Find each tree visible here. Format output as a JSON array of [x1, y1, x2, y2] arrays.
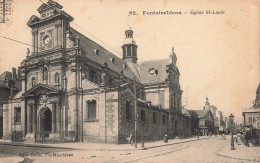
[[188, 110, 199, 135]]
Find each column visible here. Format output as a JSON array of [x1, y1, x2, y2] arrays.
[[56, 103, 61, 133], [60, 107, 64, 133], [27, 105, 31, 134], [52, 103, 56, 133], [32, 105, 37, 134]]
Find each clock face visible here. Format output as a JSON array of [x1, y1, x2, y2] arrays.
[[43, 35, 50, 46]]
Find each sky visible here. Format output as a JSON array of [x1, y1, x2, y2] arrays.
[[0, 0, 259, 123]]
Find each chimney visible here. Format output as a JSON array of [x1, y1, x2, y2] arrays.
[[12, 67, 17, 80]]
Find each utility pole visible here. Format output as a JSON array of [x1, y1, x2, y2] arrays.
[[134, 77, 137, 148]]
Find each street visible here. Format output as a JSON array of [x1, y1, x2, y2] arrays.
[[0, 136, 258, 163]]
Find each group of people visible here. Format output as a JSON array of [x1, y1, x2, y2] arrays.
[[240, 131, 252, 147]]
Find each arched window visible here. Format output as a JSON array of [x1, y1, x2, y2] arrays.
[[55, 72, 60, 84], [31, 77, 36, 87], [43, 67, 48, 80]]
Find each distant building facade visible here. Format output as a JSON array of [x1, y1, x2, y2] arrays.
[[2, 0, 190, 143], [193, 98, 215, 135]]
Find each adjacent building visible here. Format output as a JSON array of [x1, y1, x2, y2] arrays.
[[242, 83, 260, 145], [0, 69, 21, 139], [2, 0, 190, 143]]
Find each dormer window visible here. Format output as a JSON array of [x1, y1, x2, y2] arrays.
[[148, 68, 158, 76], [110, 57, 115, 63], [94, 49, 99, 55]]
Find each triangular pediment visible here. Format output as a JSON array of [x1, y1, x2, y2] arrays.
[[23, 84, 63, 96]]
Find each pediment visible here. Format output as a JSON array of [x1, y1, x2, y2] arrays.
[[23, 84, 63, 97]]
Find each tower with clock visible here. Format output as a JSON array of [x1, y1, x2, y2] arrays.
[[27, 0, 73, 54]]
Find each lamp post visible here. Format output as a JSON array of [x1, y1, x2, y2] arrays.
[[229, 113, 235, 150]]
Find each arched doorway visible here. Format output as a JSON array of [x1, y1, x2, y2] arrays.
[[43, 109, 52, 132], [40, 108, 52, 137]]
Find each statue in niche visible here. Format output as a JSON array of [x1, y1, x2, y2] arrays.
[[43, 67, 48, 80]]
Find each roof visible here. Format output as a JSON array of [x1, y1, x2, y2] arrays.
[[135, 59, 169, 85], [70, 28, 141, 83], [0, 71, 11, 89], [0, 71, 12, 81], [257, 83, 260, 94], [195, 109, 210, 119], [0, 80, 9, 89], [182, 108, 191, 116]]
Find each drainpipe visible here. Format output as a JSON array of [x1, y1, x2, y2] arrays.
[[134, 78, 137, 148]]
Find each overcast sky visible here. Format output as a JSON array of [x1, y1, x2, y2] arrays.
[[0, 0, 259, 123]]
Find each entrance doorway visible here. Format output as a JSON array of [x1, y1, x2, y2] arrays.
[[41, 108, 52, 137]]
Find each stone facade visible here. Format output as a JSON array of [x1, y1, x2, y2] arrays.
[[2, 0, 190, 143]]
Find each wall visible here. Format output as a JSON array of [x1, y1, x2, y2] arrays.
[[118, 88, 169, 144]]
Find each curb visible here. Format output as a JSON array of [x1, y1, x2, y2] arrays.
[[0, 137, 210, 152], [217, 153, 256, 162], [0, 142, 75, 150], [140, 137, 209, 150], [216, 144, 259, 162]]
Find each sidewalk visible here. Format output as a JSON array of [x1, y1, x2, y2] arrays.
[[0, 136, 209, 151], [217, 136, 260, 162]]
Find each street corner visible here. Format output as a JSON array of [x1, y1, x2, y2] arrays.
[[217, 143, 260, 162]]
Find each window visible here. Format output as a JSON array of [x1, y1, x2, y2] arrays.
[[89, 70, 97, 83], [141, 110, 145, 122], [55, 72, 60, 84], [152, 112, 157, 124], [43, 67, 48, 80], [87, 100, 96, 120], [31, 77, 36, 87], [127, 45, 131, 56], [126, 101, 131, 120], [108, 77, 113, 87], [162, 115, 167, 125], [14, 107, 21, 124]]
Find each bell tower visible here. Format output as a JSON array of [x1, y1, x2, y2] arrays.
[[122, 27, 138, 63]]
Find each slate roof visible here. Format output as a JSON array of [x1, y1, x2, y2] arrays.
[[135, 59, 169, 85], [0, 71, 12, 81], [0, 71, 12, 89], [257, 83, 260, 94], [182, 108, 191, 117], [195, 109, 210, 119], [70, 28, 142, 83], [0, 80, 9, 89]]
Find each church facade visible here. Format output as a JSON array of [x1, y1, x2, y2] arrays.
[[2, 0, 188, 143]]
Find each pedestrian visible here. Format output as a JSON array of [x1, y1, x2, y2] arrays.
[[245, 131, 250, 147], [163, 134, 168, 143]]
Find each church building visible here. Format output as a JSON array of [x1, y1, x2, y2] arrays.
[[2, 0, 188, 143]]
